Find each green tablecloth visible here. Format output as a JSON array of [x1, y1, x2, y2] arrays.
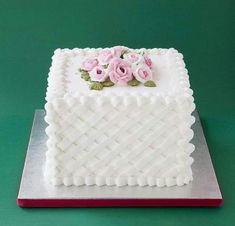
[[0, 0, 234, 225]]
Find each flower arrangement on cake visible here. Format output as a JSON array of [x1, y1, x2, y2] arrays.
[[79, 46, 157, 90]]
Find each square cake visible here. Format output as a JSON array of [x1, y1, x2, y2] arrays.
[[45, 46, 195, 187]]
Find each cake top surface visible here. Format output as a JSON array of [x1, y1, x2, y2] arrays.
[[46, 46, 192, 101]]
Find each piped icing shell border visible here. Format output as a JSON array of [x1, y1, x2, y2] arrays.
[[47, 175, 194, 187]]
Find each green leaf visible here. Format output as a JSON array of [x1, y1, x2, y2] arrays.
[[80, 69, 90, 81], [89, 82, 104, 91], [82, 74, 90, 81], [120, 50, 128, 59], [102, 80, 114, 87], [103, 64, 109, 69], [127, 79, 141, 86], [79, 68, 87, 73], [80, 70, 89, 77], [144, 80, 157, 87]]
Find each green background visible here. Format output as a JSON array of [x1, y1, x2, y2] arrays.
[[0, 0, 234, 225]]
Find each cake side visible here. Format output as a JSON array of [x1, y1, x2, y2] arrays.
[[44, 47, 195, 187]]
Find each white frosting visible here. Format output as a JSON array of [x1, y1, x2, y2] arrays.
[[45, 47, 195, 187]]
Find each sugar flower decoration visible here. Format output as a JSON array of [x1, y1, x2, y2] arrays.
[[79, 46, 157, 90]]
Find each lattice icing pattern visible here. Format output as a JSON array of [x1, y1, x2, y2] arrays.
[[45, 47, 196, 187]]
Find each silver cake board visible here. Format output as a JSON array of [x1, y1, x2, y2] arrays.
[[17, 110, 223, 207]]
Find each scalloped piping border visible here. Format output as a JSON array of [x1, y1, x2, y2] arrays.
[[47, 174, 193, 187]]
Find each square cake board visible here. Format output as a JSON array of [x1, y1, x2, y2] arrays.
[[17, 110, 223, 207]]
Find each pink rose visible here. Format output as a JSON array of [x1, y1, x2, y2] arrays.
[[98, 49, 113, 65], [108, 58, 133, 84], [144, 54, 152, 68], [81, 58, 98, 71], [111, 46, 126, 58], [124, 52, 143, 64], [133, 64, 153, 83], [90, 66, 108, 82]]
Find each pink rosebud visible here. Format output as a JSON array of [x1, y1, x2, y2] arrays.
[[133, 64, 153, 83], [81, 58, 98, 71], [144, 54, 152, 68], [124, 52, 143, 64], [90, 66, 108, 82], [108, 58, 133, 84], [98, 49, 113, 65]]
